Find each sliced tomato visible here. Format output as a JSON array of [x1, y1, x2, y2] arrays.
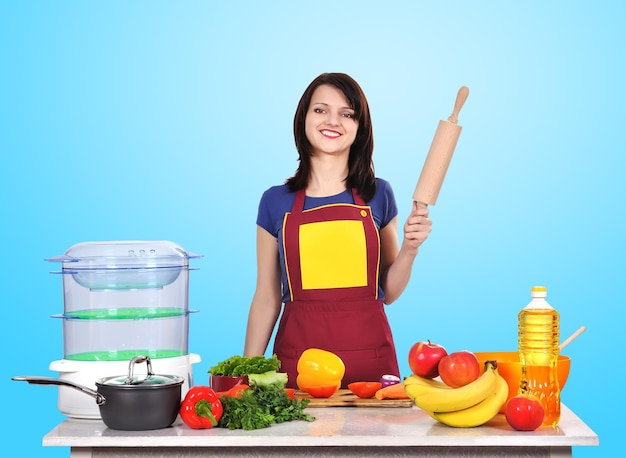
[[348, 381, 383, 399], [284, 388, 296, 400], [303, 385, 338, 398]]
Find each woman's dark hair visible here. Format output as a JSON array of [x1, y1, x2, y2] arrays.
[[286, 73, 376, 202]]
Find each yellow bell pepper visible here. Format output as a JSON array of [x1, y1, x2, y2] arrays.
[[296, 348, 345, 390]]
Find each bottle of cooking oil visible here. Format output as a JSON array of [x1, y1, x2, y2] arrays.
[[518, 286, 560, 427]]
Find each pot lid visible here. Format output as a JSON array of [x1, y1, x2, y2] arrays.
[[96, 355, 184, 388], [45, 240, 202, 268], [98, 373, 184, 388]]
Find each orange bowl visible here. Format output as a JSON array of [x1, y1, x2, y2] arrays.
[[474, 351, 570, 413]]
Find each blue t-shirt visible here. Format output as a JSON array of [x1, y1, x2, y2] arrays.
[[256, 178, 398, 302]]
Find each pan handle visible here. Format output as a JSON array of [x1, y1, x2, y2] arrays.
[[12, 376, 106, 405]]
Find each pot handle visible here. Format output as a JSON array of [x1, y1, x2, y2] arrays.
[[125, 355, 154, 385], [12, 376, 106, 405]]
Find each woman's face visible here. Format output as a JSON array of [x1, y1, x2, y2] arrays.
[[305, 84, 358, 158]]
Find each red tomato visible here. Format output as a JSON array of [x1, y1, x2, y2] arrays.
[[304, 385, 338, 398], [408, 340, 448, 379], [284, 388, 296, 400], [348, 382, 383, 399], [438, 350, 481, 387], [505, 394, 545, 431]]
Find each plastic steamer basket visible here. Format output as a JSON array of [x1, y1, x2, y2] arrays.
[[46, 241, 202, 419]]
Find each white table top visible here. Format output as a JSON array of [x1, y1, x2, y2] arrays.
[[43, 404, 598, 449]]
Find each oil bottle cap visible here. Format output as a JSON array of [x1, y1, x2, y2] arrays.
[[531, 286, 547, 297]]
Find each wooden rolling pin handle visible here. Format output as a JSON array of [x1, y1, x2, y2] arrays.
[[447, 86, 470, 124]]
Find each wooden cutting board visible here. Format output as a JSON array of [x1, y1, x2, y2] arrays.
[[295, 389, 413, 408]]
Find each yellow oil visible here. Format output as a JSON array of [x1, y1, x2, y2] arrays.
[[518, 306, 560, 427]]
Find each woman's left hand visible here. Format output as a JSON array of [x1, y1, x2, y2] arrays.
[[402, 201, 432, 256]]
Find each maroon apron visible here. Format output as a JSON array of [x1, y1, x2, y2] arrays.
[[273, 188, 400, 388]]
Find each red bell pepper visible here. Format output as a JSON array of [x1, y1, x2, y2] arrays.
[[180, 386, 223, 429]]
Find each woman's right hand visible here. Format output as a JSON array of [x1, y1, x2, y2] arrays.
[[402, 201, 432, 256]]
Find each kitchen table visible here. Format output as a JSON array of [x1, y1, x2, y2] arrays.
[[43, 403, 597, 457]]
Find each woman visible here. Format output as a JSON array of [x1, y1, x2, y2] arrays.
[[244, 73, 431, 387]]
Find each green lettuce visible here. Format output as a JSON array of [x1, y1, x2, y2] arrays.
[[248, 370, 288, 388], [209, 354, 281, 376]]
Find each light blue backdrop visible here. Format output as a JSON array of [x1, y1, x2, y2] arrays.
[[1, 1, 622, 456]]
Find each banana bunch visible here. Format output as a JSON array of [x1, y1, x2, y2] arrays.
[[404, 361, 508, 428]]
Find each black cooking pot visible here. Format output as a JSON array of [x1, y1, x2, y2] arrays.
[[12, 355, 183, 431]]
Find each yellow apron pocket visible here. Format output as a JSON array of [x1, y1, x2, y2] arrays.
[[299, 220, 367, 289]]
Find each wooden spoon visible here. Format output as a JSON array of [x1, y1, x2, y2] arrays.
[[559, 326, 586, 351]]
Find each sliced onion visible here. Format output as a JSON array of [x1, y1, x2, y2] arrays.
[[380, 374, 401, 388]]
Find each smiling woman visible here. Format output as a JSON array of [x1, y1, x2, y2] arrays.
[[243, 73, 433, 388]]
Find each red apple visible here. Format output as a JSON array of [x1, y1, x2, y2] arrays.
[[438, 350, 481, 387], [505, 394, 545, 431], [408, 340, 448, 379]]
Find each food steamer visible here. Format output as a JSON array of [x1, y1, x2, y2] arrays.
[[45, 241, 202, 419]]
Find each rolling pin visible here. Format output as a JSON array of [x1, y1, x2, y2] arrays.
[[413, 86, 469, 206]]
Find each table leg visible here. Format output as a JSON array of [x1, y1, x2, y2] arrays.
[[549, 446, 572, 457], [70, 447, 93, 458]]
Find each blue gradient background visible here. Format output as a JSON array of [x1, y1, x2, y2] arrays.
[[1, 1, 622, 456]]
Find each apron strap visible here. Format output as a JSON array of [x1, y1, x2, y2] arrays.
[[351, 188, 365, 206], [292, 188, 306, 213]]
